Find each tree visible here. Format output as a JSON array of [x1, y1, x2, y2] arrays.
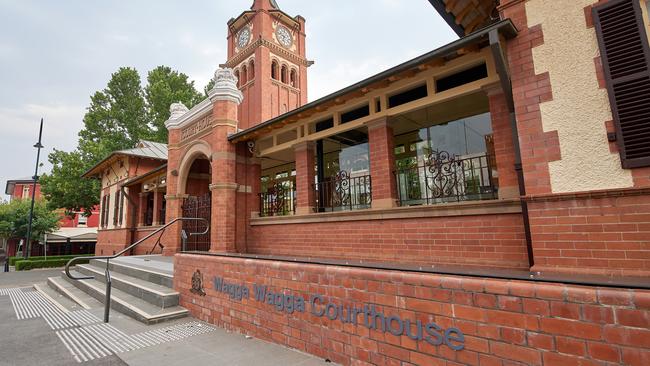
[[0, 199, 60, 257], [145, 66, 204, 141], [43, 67, 149, 216], [204, 79, 216, 97], [0, 201, 11, 252], [40, 149, 101, 217], [78, 67, 149, 160], [41, 66, 206, 216]]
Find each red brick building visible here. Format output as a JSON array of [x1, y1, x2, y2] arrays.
[[89, 1, 650, 364], [3, 178, 99, 257], [82, 140, 168, 256]]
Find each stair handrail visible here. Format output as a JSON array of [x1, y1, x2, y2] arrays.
[[64, 217, 209, 323]]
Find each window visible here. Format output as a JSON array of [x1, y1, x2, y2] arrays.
[[21, 185, 30, 199], [249, 60, 255, 80], [144, 193, 154, 226], [388, 84, 428, 109], [435, 64, 488, 93], [315, 118, 334, 132], [394, 112, 497, 206], [113, 191, 121, 226], [593, 0, 650, 168], [77, 215, 88, 227], [281, 65, 288, 83], [271, 60, 279, 80], [341, 104, 370, 124], [290, 69, 297, 87], [101, 194, 110, 228], [241, 65, 248, 85], [118, 191, 124, 226]]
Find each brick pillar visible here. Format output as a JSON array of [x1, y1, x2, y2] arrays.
[[367, 117, 398, 209], [162, 194, 187, 255], [163, 119, 185, 255], [294, 141, 316, 215], [208, 68, 244, 254], [485, 85, 520, 199], [235, 143, 261, 253]]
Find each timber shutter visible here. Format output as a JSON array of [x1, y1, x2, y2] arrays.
[[593, 0, 650, 168]]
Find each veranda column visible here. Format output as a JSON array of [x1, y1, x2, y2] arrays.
[[294, 141, 316, 215], [137, 191, 147, 227], [152, 190, 160, 226], [207, 68, 244, 253], [366, 117, 398, 209]]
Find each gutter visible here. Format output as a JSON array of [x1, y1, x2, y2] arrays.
[[488, 29, 535, 267]]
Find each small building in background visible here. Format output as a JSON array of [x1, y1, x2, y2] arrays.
[[3, 177, 100, 257]]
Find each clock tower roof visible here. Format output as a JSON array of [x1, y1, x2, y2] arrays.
[[251, 0, 279, 11]]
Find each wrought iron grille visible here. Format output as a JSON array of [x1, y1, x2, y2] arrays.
[[181, 193, 211, 251], [395, 151, 497, 206], [259, 181, 296, 217], [314, 170, 372, 212]]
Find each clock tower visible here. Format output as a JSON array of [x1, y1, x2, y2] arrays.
[[225, 0, 310, 130]]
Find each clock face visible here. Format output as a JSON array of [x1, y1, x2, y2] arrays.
[[276, 26, 292, 47], [237, 28, 250, 48]]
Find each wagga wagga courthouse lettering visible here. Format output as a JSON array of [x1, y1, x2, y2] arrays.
[[181, 115, 212, 141], [214, 277, 465, 351]]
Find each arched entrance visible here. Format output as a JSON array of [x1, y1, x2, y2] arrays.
[[180, 156, 212, 251]]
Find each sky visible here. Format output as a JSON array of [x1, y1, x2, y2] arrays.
[[0, 0, 456, 200]]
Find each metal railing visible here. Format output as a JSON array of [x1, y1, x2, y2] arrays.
[[65, 217, 209, 323], [314, 171, 372, 212], [259, 182, 296, 217], [395, 152, 497, 206]]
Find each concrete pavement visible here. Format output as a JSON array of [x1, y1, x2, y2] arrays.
[[0, 268, 330, 366]]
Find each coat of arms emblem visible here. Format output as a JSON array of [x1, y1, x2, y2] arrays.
[[190, 269, 206, 296]]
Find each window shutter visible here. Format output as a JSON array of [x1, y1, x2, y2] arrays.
[[593, 0, 650, 168]]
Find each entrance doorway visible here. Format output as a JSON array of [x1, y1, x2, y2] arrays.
[[181, 157, 212, 252]]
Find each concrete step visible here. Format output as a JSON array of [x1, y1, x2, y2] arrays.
[[47, 276, 103, 310], [61, 270, 188, 325], [34, 281, 85, 312], [75, 263, 179, 308], [89, 258, 174, 288]]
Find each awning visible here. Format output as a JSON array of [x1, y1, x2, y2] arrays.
[[44, 227, 98, 243]]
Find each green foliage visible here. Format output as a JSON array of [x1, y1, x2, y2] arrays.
[[78, 67, 149, 159], [204, 79, 216, 97], [40, 150, 100, 217], [146, 66, 204, 141], [42, 65, 207, 216], [15, 257, 90, 271], [0, 199, 60, 243], [9, 254, 92, 266]]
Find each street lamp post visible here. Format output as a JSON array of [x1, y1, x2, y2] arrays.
[[24, 118, 44, 260]]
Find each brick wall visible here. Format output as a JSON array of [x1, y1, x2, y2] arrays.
[[175, 254, 650, 366], [96, 229, 130, 256], [529, 190, 650, 277], [249, 212, 529, 270]]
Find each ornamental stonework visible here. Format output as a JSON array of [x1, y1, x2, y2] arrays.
[[181, 115, 213, 142]]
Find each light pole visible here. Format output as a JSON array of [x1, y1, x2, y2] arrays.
[[24, 118, 44, 260]]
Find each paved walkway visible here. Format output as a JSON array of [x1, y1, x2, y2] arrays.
[[0, 269, 328, 366]]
